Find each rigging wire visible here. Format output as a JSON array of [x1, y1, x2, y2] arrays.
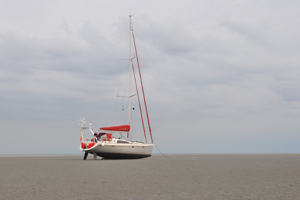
[[94, 22, 130, 128], [132, 63, 147, 142], [115, 29, 130, 125], [132, 31, 153, 143], [99, 33, 128, 127], [155, 145, 171, 159], [116, 25, 129, 95]]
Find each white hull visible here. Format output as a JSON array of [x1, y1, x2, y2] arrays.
[[80, 142, 154, 159]]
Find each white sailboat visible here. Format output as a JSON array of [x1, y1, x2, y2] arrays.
[[79, 15, 155, 159]]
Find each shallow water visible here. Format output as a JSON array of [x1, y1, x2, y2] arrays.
[[1, 154, 299, 199]]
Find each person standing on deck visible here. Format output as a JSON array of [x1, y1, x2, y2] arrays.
[[94, 133, 98, 143]]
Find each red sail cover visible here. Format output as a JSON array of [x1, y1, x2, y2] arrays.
[[100, 125, 130, 132]]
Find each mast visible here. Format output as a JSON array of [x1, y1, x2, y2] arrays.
[[128, 15, 133, 140]]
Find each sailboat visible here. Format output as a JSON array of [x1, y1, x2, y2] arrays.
[[78, 15, 155, 159]]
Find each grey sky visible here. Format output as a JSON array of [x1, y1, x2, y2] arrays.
[[1, 0, 300, 154]]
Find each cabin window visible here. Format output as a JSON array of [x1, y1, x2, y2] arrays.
[[117, 140, 129, 143]]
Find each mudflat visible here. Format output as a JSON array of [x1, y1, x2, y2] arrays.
[[1, 154, 299, 200]]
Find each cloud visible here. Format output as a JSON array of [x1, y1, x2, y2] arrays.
[[219, 20, 266, 45], [0, 28, 123, 122], [1, 0, 300, 154], [59, 19, 71, 34]]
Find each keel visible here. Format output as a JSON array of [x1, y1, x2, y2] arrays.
[[83, 152, 88, 160]]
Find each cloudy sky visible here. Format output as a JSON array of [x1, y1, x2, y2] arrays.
[[1, 0, 299, 155]]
